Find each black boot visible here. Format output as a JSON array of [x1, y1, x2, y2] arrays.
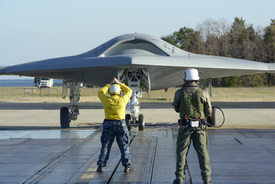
[[124, 165, 134, 173], [173, 179, 182, 184], [97, 165, 103, 172]]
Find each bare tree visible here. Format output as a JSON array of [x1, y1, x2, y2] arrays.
[[196, 18, 230, 56]]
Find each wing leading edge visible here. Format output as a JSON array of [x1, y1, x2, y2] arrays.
[[1, 33, 275, 90]]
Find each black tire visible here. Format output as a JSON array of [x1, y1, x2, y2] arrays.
[[138, 114, 145, 131], [125, 114, 131, 131], [207, 107, 216, 127], [60, 107, 71, 128]]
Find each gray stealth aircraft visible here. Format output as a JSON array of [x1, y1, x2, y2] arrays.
[[1, 33, 275, 129]]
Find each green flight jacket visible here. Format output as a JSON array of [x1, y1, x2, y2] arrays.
[[173, 83, 212, 119]]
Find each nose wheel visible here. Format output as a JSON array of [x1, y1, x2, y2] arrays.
[[125, 113, 145, 131], [138, 114, 145, 131], [126, 114, 131, 131]]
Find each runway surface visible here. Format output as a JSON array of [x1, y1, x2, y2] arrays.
[[0, 102, 275, 183]]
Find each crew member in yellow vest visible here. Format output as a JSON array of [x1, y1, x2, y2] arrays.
[[97, 77, 134, 173], [173, 68, 213, 184]]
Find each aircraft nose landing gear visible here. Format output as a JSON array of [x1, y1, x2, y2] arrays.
[[125, 90, 146, 131], [125, 88, 145, 131], [119, 69, 150, 131]]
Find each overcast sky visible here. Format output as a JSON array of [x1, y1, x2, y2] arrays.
[[0, 0, 274, 79]]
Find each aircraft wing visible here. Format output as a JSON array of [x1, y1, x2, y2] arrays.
[[1, 33, 275, 90]]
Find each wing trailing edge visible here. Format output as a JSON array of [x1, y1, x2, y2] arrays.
[[1, 33, 275, 89]]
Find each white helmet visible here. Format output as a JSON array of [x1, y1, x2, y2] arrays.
[[109, 83, 121, 95], [184, 68, 200, 81]]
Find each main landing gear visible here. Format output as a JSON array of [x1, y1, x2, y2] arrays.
[[60, 81, 81, 128], [119, 69, 150, 131]]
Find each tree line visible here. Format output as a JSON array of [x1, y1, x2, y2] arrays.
[[162, 17, 275, 87]]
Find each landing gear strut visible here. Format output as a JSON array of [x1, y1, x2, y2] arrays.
[[119, 69, 150, 131], [60, 81, 81, 128]]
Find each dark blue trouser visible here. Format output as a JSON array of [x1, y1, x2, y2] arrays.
[[97, 119, 131, 167]]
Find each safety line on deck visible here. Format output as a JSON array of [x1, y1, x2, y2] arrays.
[[149, 136, 158, 184], [106, 132, 137, 184]]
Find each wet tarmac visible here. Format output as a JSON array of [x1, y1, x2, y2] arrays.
[[0, 102, 275, 183], [0, 126, 275, 183]]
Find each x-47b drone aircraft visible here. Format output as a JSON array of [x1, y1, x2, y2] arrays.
[[1, 33, 275, 130]]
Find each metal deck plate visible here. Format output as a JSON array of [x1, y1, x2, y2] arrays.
[[0, 127, 275, 183]]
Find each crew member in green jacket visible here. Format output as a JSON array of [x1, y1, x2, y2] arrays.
[[97, 77, 134, 173], [173, 68, 213, 184]]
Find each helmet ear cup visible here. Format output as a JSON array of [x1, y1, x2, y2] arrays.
[[109, 84, 121, 95], [184, 68, 200, 81]]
